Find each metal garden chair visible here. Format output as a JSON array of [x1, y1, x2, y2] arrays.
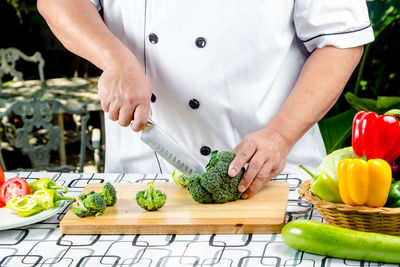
[[0, 47, 45, 88], [0, 98, 100, 172]]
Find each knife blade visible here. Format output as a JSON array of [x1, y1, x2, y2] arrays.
[[140, 119, 206, 177]]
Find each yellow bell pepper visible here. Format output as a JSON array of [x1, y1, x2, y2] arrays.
[[337, 158, 392, 207]]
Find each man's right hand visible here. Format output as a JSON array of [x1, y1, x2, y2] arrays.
[[98, 55, 152, 132], [37, 0, 152, 132]]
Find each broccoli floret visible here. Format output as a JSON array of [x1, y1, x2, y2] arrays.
[[136, 182, 167, 211], [98, 182, 117, 206], [72, 201, 90, 218], [187, 150, 244, 204], [72, 191, 106, 217]]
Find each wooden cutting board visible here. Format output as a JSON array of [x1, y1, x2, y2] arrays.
[[60, 181, 289, 235]]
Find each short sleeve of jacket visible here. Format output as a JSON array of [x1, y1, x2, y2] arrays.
[[90, 0, 101, 11], [294, 0, 374, 52]]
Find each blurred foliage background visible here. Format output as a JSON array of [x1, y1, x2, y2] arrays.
[[1, 0, 399, 154], [319, 0, 400, 153]]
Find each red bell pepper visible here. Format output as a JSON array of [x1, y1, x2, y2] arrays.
[[0, 167, 5, 208], [352, 110, 400, 164], [0, 166, 4, 188]]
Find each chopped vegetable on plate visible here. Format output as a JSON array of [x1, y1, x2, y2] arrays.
[[0, 177, 30, 204]]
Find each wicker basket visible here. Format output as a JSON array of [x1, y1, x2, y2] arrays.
[[299, 179, 400, 236]]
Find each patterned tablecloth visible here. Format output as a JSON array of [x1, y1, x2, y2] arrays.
[[0, 172, 396, 267]]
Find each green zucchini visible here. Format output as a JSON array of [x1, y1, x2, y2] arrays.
[[282, 219, 400, 263]]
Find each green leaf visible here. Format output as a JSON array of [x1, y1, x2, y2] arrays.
[[318, 109, 357, 154], [367, 0, 400, 37], [344, 92, 381, 113], [377, 96, 400, 109], [345, 92, 400, 114]]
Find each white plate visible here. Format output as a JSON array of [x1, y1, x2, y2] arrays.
[[0, 200, 67, 231]]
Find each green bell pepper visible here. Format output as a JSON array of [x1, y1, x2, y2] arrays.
[[29, 178, 68, 193], [386, 181, 400, 207], [5, 189, 75, 217], [33, 189, 75, 209], [300, 165, 343, 203], [5, 195, 44, 217]]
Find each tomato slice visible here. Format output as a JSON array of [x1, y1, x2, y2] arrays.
[[0, 177, 30, 204], [0, 166, 4, 188], [0, 200, 4, 208]]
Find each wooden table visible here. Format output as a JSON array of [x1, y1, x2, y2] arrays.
[[0, 171, 386, 267]]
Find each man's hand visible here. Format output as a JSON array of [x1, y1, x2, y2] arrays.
[[37, 0, 152, 131], [98, 56, 152, 132], [228, 127, 291, 199], [228, 45, 364, 200]]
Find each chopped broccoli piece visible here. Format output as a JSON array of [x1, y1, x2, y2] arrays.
[[72, 201, 90, 218], [136, 182, 167, 211], [72, 191, 106, 217], [98, 182, 117, 206], [187, 150, 244, 204], [172, 168, 189, 187]]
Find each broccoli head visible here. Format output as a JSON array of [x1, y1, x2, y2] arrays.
[[187, 150, 244, 204], [186, 174, 213, 203], [72, 191, 106, 217], [136, 182, 167, 211], [98, 182, 117, 206]]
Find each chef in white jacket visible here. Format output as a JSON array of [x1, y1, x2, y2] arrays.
[[38, 0, 374, 199]]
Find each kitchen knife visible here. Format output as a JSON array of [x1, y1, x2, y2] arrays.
[[140, 119, 206, 177]]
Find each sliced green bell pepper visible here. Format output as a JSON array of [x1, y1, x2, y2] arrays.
[[33, 189, 75, 209], [300, 165, 343, 203], [5, 195, 44, 217], [29, 178, 68, 193], [386, 181, 400, 207], [5, 188, 75, 217]]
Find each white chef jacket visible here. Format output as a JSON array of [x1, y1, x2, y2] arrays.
[[90, 0, 374, 177]]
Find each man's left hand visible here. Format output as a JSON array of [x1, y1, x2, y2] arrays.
[[228, 127, 291, 199]]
